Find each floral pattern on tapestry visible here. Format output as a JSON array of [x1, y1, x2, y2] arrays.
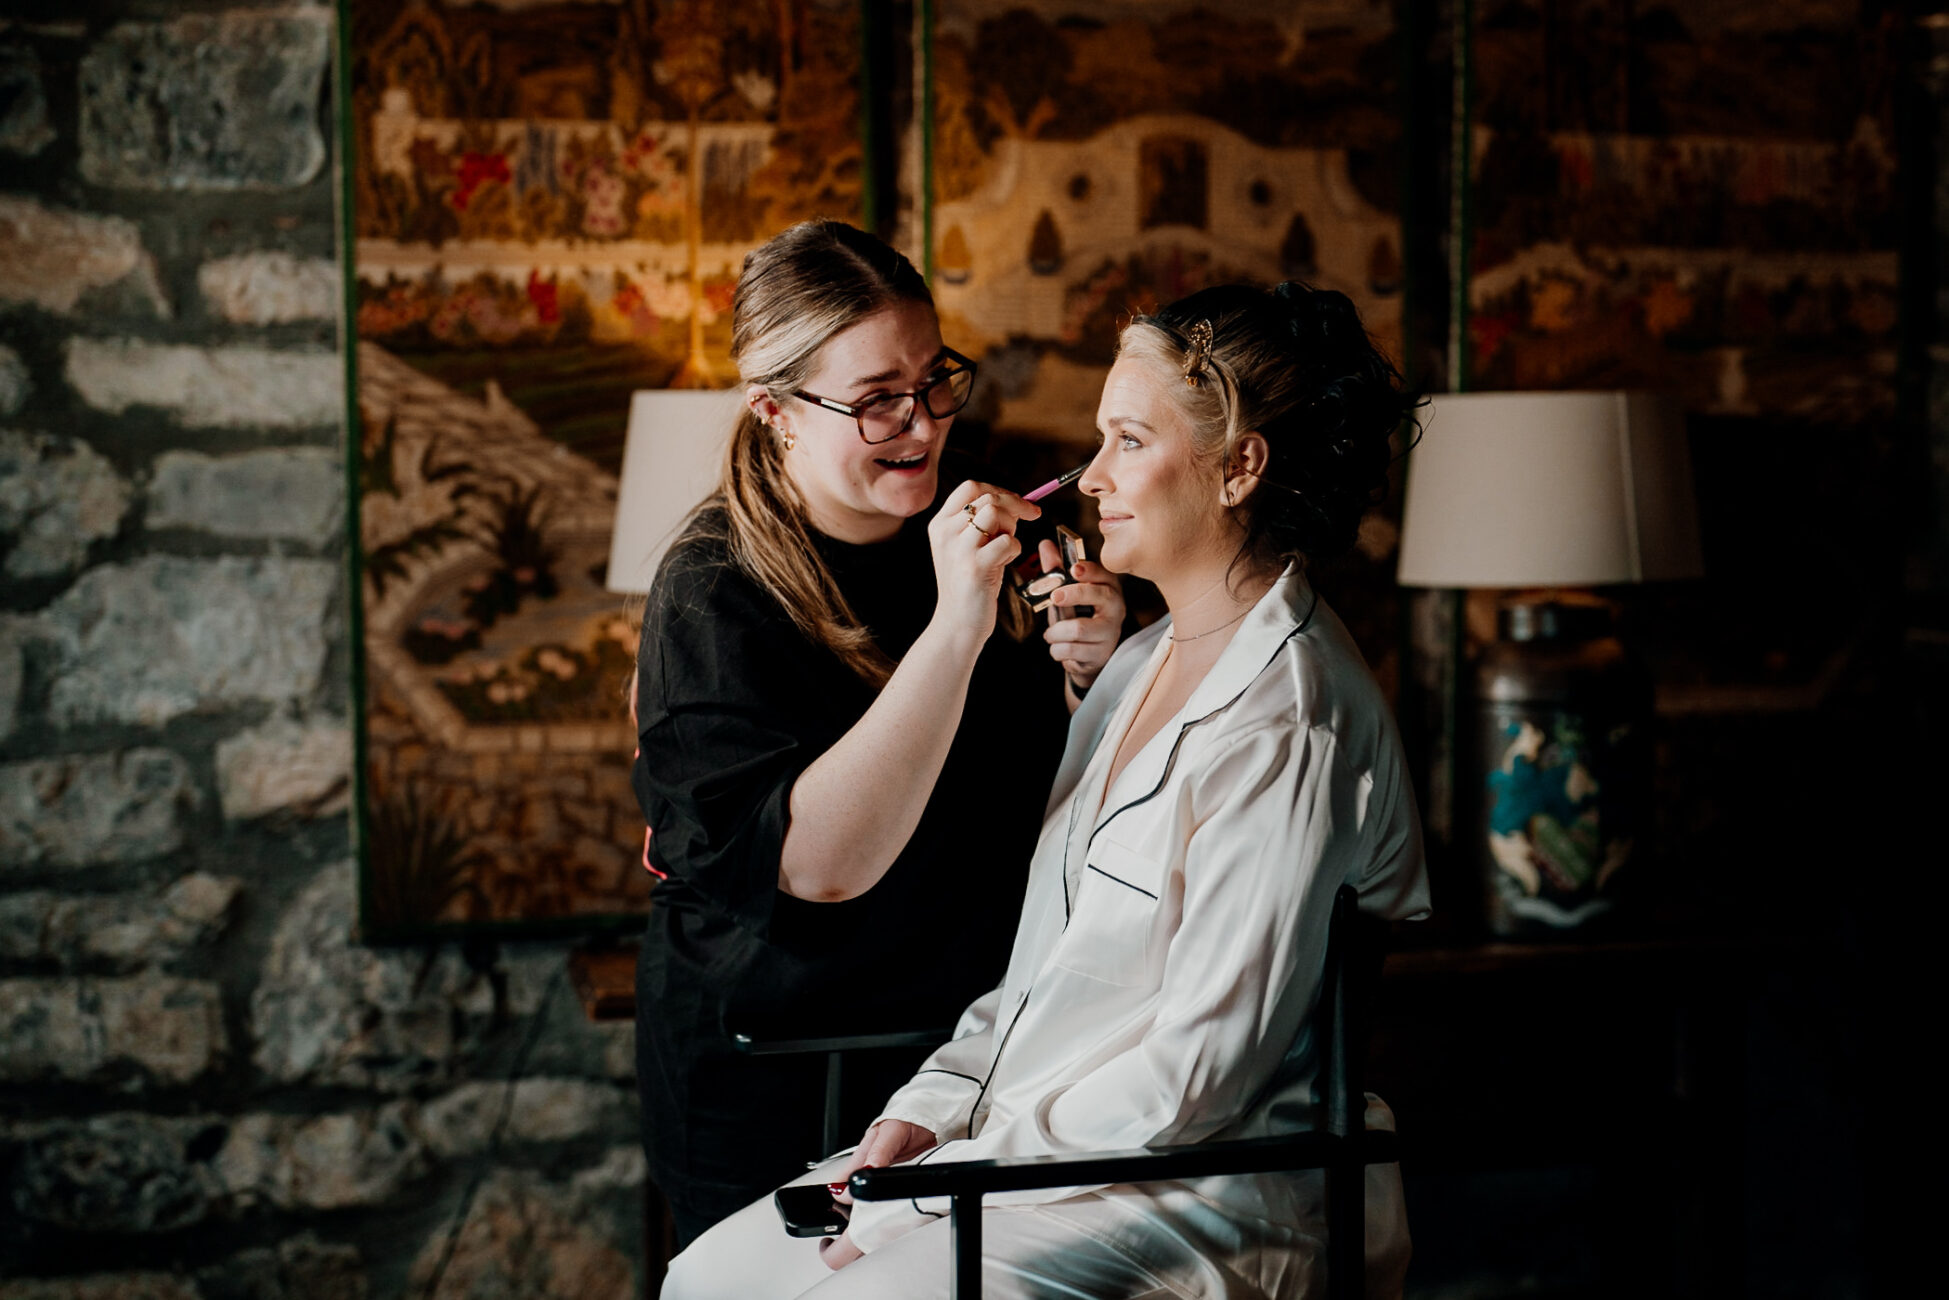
[[347, 0, 864, 935]]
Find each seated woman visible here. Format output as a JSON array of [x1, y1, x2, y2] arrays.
[[663, 281, 1431, 1300]]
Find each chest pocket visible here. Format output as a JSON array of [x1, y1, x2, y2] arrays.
[[1054, 834, 1166, 986]]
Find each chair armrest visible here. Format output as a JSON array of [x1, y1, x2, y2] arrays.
[[848, 1130, 1399, 1201], [729, 1027, 956, 1056]]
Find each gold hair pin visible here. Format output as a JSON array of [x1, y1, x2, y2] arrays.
[[1182, 319, 1214, 389]]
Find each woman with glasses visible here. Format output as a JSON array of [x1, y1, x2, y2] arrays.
[[632, 220, 1127, 1245], [662, 282, 1429, 1299]]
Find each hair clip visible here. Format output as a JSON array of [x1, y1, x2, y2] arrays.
[[1182, 319, 1214, 389]]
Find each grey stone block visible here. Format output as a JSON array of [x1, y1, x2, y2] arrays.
[[65, 338, 341, 429], [0, 344, 29, 415], [250, 860, 496, 1091], [0, 44, 56, 158], [148, 448, 344, 545], [0, 873, 241, 969], [78, 9, 330, 191], [0, 976, 226, 1084], [0, 429, 132, 579], [403, 1170, 636, 1299], [214, 714, 351, 820], [8, 1113, 221, 1233], [0, 197, 168, 317], [416, 1078, 628, 1158], [0, 749, 195, 870], [216, 1104, 425, 1211], [198, 251, 340, 324], [37, 556, 337, 728], [570, 1145, 648, 1197]]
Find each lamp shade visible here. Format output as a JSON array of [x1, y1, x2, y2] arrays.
[[1395, 391, 1703, 588], [604, 388, 743, 593]]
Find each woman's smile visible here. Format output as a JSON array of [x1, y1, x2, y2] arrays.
[[872, 448, 931, 474], [779, 298, 954, 541]]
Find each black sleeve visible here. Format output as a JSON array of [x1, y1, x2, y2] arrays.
[[631, 544, 828, 937]]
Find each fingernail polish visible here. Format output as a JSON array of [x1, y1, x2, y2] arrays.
[[827, 1182, 847, 1196]]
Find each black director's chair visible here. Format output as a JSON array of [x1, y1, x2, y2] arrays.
[[849, 882, 1392, 1300], [730, 1023, 956, 1162]]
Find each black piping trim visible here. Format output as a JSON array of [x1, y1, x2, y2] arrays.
[[1083, 863, 1159, 899], [965, 987, 1031, 1141], [1087, 588, 1321, 855], [908, 1139, 958, 1218], [913, 1067, 982, 1086], [1062, 781, 1085, 921]]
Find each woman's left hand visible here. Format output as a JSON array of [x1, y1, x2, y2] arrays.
[[815, 1116, 937, 1270], [1038, 542, 1124, 694]]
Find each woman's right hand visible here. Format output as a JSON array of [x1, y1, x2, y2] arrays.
[[926, 480, 1040, 642], [829, 1118, 939, 1208]]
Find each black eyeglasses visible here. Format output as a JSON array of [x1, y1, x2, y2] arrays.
[[793, 348, 978, 445]]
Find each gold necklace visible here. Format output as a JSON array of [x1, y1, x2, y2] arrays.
[[1167, 606, 1251, 642]]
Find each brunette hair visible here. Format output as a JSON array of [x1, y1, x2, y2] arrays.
[[1118, 283, 1420, 573], [707, 220, 935, 686]]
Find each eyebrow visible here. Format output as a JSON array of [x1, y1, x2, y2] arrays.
[[847, 347, 950, 392], [1100, 415, 1157, 434]]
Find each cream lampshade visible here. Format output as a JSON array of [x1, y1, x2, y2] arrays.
[[1396, 391, 1703, 589], [604, 388, 743, 594], [1395, 391, 1702, 939]]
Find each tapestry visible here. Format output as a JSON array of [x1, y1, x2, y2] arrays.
[[1466, 0, 1899, 418], [344, 0, 864, 937], [1463, 0, 1902, 701], [922, 0, 1413, 675]]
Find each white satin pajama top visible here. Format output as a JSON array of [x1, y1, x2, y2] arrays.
[[846, 567, 1431, 1260]]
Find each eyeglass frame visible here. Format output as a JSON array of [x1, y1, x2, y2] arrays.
[[790, 347, 979, 445]]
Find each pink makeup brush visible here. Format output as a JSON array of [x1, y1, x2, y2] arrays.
[[1021, 464, 1086, 503]]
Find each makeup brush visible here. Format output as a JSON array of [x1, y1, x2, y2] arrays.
[[1020, 464, 1086, 503]]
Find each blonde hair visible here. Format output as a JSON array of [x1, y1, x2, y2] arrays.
[[706, 220, 935, 686], [1119, 283, 1417, 572]]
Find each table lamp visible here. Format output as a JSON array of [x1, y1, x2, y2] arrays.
[[1396, 391, 1703, 937], [604, 388, 743, 594]]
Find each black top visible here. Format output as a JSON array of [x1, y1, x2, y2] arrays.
[[631, 499, 1065, 1048]]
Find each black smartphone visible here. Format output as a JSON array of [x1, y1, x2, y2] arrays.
[[774, 1183, 848, 1238]]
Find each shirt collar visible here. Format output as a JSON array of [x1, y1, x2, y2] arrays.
[[1170, 562, 1318, 726]]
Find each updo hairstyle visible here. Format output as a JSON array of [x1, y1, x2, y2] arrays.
[[1118, 283, 1420, 571]]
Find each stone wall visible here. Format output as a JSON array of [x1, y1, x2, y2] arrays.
[[1, 4, 647, 1295]]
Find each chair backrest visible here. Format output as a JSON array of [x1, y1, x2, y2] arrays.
[[1317, 881, 1390, 1300], [1317, 882, 1389, 1139]]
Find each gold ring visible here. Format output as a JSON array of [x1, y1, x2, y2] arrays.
[[962, 502, 978, 519]]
